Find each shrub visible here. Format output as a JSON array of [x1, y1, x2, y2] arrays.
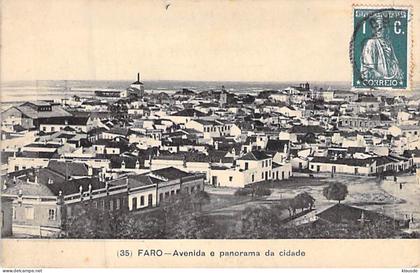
[[234, 188, 253, 196], [254, 187, 272, 197]]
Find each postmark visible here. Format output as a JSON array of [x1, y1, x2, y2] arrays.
[[351, 6, 412, 90]]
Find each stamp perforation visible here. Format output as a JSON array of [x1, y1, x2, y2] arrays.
[[350, 4, 414, 91]]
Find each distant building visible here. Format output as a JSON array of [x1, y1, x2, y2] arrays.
[[128, 73, 145, 97], [1, 101, 72, 130], [209, 151, 291, 188], [219, 86, 228, 107], [2, 166, 204, 237]]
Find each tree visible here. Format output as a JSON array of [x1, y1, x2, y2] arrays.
[[237, 206, 282, 239], [253, 187, 272, 197], [323, 182, 348, 203], [168, 214, 220, 239], [284, 192, 316, 217], [64, 204, 125, 239], [234, 188, 253, 196], [158, 192, 220, 238], [296, 192, 315, 210], [191, 191, 211, 211]]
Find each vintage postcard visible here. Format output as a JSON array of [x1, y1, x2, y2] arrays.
[[0, 0, 419, 269]]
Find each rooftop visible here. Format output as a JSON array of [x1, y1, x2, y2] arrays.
[[239, 151, 271, 161]]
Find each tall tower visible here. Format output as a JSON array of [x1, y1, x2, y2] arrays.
[[130, 73, 145, 97], [219, 85, 228, 108]]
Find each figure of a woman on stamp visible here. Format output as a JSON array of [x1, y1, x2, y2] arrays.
[[360, 15, 404, 82]]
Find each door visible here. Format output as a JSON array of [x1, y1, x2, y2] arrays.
[[148, 194, 153, 207], [132, 197, 137, 211], [212, 176, 218, 186]]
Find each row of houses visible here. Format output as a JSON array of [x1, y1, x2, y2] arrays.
[[2, 164, 204, 237]]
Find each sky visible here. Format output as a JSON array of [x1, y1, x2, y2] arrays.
[[1, 0, 419, 82]]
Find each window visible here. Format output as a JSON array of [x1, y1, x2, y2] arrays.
[[148, 194, 153, 207], [93, 201, 97, 208], [252, 174, 254, 182], [171, 190, 175, 195], [13, 207, 16, 219], [25, 207, 34, 220], [140, 196, 145, 206], [165, 192, 170, 198], [101, 200, 105, 209], [67, 206, 72, 217], [245, 162, 249, 170], [48, 209, 56, 220], [159, 193, 163, 202], [229, 176, 233, 182], [176, 189, 180, 194], [132, 197, 137, 210], [109, 200, 114, 211], [116, 199, 120, 210]]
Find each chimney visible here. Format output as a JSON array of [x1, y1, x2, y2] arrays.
[[88, 184, 92, 199], [79, 185, 83, 200], [137, 73, 140, 82], [57, 190, 64, 205]]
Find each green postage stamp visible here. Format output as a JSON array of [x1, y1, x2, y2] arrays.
[[352, 7, 412, 90]]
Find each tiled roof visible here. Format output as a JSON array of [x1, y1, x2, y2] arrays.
[[290, 125, 325, 134], [316, 204, 396, 224], [111, 175, 155, 188], [172, 109, 207, 117], [239, 151, 270, 161], [44, 177, 103, 196], [151, 167, 191, 180], [47, 161, 89, 177], [310, 157, 375, 166], [266, 139, 289, 152], [16, 105, 72, 119], [3, 180, 55, 197]]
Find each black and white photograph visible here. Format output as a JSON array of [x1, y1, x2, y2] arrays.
[[1, 0, 419, 246]]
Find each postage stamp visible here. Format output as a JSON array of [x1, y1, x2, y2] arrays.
[[351, 6, 412, 90]]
